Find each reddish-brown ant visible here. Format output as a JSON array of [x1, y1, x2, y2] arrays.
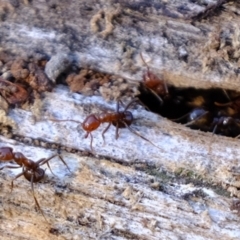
[[49, 100, 160, 151], [0, 146, 70, 222], [0, 77, 29, 105], [140, 53, 169, 103]]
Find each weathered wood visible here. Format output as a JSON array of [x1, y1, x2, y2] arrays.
[[1, 0, 240, 239], [0, 136, 239, 240], [0, 0, 239, 89]]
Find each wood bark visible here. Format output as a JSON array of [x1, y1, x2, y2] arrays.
[[0, 0, 240, 239]]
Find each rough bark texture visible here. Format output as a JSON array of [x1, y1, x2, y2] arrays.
[[1, 0, 240, 239]]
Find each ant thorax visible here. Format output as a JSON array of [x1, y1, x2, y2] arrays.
[[98, 112, 120, 123]]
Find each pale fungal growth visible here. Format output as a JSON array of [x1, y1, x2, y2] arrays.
[[90, 7, 121, 38], [30, 98, 44, 122], [0, 1, 14, 16], [0, 109, 16, 129], [45, 53, 72, 83], [90, 10, 104, 33], [0, 95, 9, 112]]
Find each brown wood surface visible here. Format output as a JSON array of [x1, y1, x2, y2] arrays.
[[0, 0, 240, 239]]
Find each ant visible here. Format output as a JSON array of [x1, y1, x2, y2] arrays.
[[140, 53, 169, 103], [138, 54, 189, 117], [0, 146, 71, 222], [49, 100, 160, 151], [211, 116, 240, 137]]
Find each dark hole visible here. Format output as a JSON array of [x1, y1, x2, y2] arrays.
[[138, 82, 240, 138]]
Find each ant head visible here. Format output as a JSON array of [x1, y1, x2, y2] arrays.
[[0, 147, 13, 159], [223, 117, 234, 126], [189, 108, 206, 121], [82, 114, 100, 132], [123, 111, 133, 126], [23, 167, 45, 183]]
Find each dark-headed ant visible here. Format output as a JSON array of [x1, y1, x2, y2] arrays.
[[172, 106, 240, 137], [211, 116, 240, 137], [49, 100, 160, 151], [0, 147, 70, 222]]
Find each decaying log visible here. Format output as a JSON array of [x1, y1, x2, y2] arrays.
[[1, 0, 240, 239]]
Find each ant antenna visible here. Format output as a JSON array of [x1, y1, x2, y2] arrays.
[[184, 111, 209, 127], [117, 98, 139, 111], [121, 120, 161, 150], [10, 169, 49, 223], [222, 89, 231, 101], [48, 118, 81, 124], [171, 110, 209, 127]]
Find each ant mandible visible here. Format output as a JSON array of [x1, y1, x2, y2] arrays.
[[50, 99, 160, 151], [0, 146, 71, 222]]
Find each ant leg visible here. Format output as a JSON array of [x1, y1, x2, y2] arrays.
[[222, 89, 231, 101], [84, 131, 93, 150], [84, 131, 95, 151], [37, 157, 56, 176], [117, 98, 139, 112], [212, 124, 218, 135], [102, 123, 111, 145], [58, 155, 71, 172], [10, 170, 25, 193], [124, 99, 139, 111], [184, 111, 209, 127], [0, 164, 21, 170], [84, 131, 89, 139], [36, 158, 56, 176], [140, 52, 150, 71], [148, 89, 163, 105], [116, 100, 120, 112], [170, 112, 190, 122], [163, 79, 169, 95], [121, 121, 161, 150], [214, 101, 231, 107], [89, 132, 94, 151], [115, 123, 120, 139], [30, 173, 48, 223], [38, 155, 71, 173]]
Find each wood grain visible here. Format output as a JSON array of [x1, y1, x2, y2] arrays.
[[1, 0, 240, 239]]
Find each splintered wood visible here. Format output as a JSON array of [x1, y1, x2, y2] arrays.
[[0, 139, 239, 239]]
